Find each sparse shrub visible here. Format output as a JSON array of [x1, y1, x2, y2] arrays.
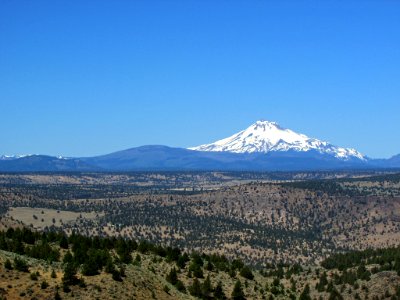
[[163, 285, 170, 294], [4, 259, 12, 270], [175, 280, 186, 293], [112, 269, 122, 281], [14, 257, 29, 272], [30, 272, 38, 280], [62, 283, 71, 293], [41, 280, 49, 289]]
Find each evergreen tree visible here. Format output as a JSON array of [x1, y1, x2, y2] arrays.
[[14, 257, 29, 272], [166, 267, 178, 285], [59, 235, 69, 249], [105, 259, 115, 274], [231, 280, 245, 300], [357, 264, 371, 281], [4, 258, 12, 270], [329, 288, 344, 300], [82, 260, 100, 276], [299, 284, 311, 300], [63, 251, 73, 264], [41, 280, 49, 289], [214, 281, 226, 299], [189, 261, 204, 278], [112, 269, 122, 281], [240, 266, 254, 280], [177, 253, 189, 269], [175, 280, 186, 293], [189, 278, 202, 297], [62, 262, 78, 286], [316, 272, 328, 292], [201, 275, 212, 298]]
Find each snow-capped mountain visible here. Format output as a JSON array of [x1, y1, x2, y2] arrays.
[[189, 120, 366, 161]]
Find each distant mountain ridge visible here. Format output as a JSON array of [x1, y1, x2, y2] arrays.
[[0, 120, 399, 172], [0, 154, 33, 160]]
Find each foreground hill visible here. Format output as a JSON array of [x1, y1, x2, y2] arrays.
[[2, 228, 400, 299]]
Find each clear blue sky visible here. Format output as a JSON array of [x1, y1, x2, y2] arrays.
[[1, 1, 399, 158]]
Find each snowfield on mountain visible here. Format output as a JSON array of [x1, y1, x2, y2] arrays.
[[189, 120, 366, 161]]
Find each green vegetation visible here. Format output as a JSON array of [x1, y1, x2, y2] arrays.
[[231, 280, 245, 300], [321, 246, 400, 274], [0, 227, 261, 299]]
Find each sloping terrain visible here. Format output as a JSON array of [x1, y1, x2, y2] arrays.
[[1, 228, 400, 299], [2, 172, 400, 266]]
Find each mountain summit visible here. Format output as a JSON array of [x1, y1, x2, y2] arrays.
[[189, 120, 366, 161]]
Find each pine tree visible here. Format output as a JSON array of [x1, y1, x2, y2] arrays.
[[62, 262, 78, 286], [54, 290, 62, 300], [201, 275, 212, 298], [189, 278, 202, 297], [316, 272, 328, 292], [175, 280, 186, 293], [63, 251, 73, 264], [14, 257, 29, 272], [4, 259, 12, 270], [214, 281, 226, 299], [299, 284, 311, 300], [232, 280, 245, 300], [59, 235, 69, 249], [240, 266, 254, 280], [166, 267, 178, 285]]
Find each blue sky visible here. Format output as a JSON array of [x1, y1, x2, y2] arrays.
[[1, 1, 399, 158]]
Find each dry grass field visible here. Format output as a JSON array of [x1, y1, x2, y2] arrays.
[[6, 207, 102, 231]]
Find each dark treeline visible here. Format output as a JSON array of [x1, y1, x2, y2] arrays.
[[283, 180, 368, 197], [283, 172, 400, 197], [0, 183, 203, 201], [4, 227, 400, 299], [0, 227, 256, 296], [321, 246, 400, 274]]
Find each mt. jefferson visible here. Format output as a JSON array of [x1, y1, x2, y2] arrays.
[[2, 120, 400, 171], [189, 120, 366, 161]]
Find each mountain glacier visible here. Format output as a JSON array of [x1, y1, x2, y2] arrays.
[[189, 120, 366, 161]]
